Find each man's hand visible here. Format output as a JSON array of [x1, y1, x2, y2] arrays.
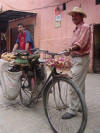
[[64, 48, 72, 56], [25, 43, 29, 51], [12, 43, 18, 52], [64, 45, 80, 56]]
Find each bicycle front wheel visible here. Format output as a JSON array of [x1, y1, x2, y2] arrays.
[[43, 76, 87, 133]]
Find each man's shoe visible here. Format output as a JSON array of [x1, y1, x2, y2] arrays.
[[62, 112, 76, 119]]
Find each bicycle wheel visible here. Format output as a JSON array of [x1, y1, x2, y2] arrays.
[[20, 69, 46, 106], [43, 76, 87, 133], [19, 74, 34, 106]]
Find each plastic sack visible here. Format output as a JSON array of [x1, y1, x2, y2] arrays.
[[0, 59, 22, 100]]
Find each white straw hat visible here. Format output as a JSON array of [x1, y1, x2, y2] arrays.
[[68, 7, 87, 18]]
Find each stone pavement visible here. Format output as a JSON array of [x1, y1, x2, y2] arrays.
[[0, 73, 100, 133], [85, 73, 100, 133]]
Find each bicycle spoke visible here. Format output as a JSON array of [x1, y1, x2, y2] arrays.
[[22, 88, 32, 97], [58, 81, 67, 106], [20, 76, 33, 106]]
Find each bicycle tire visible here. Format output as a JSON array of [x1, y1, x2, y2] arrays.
[[43, 76, 87, 133]]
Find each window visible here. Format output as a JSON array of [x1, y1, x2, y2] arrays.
[[63, 3, 66, 11], [96, 0, 100, 5]]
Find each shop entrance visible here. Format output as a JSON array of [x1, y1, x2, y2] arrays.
[[0, 10, 36, 53], [93, 24, 100, 73]]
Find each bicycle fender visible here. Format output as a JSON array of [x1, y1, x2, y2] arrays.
[[53, 73, 72, 79]]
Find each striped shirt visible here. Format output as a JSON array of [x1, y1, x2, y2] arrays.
[[70, 22, 91, 56]]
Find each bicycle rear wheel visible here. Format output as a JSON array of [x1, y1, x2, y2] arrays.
[[20, 69, 46, 106], [20, 75, 34, 106], [43, 76, 87, 133]]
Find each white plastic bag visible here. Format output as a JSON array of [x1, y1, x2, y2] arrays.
[[0, 59, 22, 100]]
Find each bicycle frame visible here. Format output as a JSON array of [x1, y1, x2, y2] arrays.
[[37, 64, 70, 99], [28, 48, 71, 99], [18, 48, 71, 103]]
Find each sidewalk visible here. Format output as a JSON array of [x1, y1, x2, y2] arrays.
[[0, 73, 100, 133], [85, 73, 100, 133]]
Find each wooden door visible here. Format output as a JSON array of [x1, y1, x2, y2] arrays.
[[93, 24, 100, 73]]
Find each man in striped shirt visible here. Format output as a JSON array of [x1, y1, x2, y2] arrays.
[[62, 7, 91, 119]]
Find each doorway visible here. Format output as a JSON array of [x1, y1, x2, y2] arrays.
[[93, 24, 100, 73], [0, 24, 8, 54]]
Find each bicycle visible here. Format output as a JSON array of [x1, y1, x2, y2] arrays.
[[13, 48, 87, 133]]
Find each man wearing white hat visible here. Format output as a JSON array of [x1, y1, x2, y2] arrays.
[[62, 7, 91, 119]]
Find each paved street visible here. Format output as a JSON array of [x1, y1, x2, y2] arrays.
[[85, 73, 100, 133], [0, 73, 100, 133]]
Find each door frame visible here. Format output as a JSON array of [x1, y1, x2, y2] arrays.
[[93, 24, 100, 73]]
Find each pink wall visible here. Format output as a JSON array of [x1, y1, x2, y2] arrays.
[[1, 0, 99, 49], [0, 0, 100, 71], [1, 0, 100, 49]]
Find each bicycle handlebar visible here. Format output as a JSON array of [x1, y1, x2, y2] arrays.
[[47, 51, 67, 56], [30, 48, 68, 57]]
